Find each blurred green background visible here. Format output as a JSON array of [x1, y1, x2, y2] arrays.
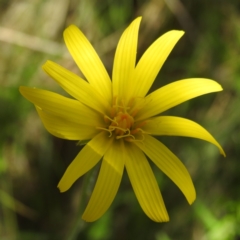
[[0, 0, 240, 239]]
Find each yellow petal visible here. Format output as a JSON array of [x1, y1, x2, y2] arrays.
[[82, 140, 125, 222], [136, 79, 223, 121], [124, 143, 169, 222], [42, 61, 109, 114], [58, 132, 113, 192], [64, 25, 112, 103], [19, 87, 102, 127], [36, 106, 97, 140], [143, 116, 226, 156], [129, 30, 184, 100], [135, 135, 196, 205], [112, 17, 141, 100]]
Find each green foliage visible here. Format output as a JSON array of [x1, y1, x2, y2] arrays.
[[0, 0, 240, 239]]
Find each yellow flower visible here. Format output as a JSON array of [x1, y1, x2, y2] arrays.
[[19, 17, 225, 222]]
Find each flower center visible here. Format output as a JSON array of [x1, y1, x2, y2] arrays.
[[98, 97, 146, 142], [110, 111, 134, 136]]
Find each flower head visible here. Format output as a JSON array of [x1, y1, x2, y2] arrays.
[[20, 17, 225, 222]]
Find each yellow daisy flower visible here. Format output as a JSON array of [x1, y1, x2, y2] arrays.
[[19, 17, 225, 222]]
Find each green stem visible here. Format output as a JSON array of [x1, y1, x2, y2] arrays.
[[67, 166, 98, 240]]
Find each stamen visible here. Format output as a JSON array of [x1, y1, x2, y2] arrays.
[[116, 134, 135, 140], [130, 128, 140, 135], [104, 115, 118, 125], [125, 133, 145, 143], [110, 107, 116, 118], [116, 129, 135, 140], [113, 99, 130, 113], [136, 128, 145, 134], [109, 126, 128, 133], [96, 127, 114, 137], [97, 96, 146, 142]]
